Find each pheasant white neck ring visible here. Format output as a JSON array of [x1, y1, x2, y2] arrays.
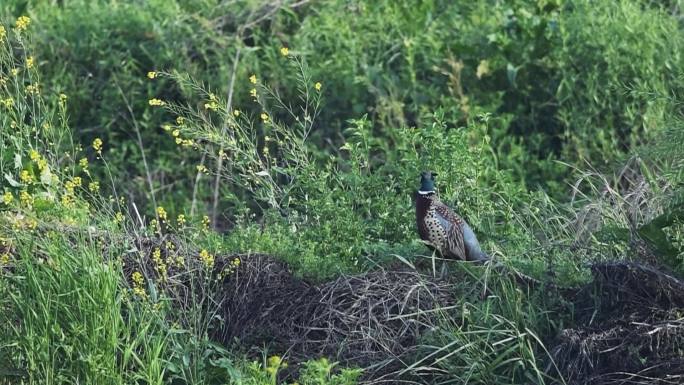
[[418, 190, 435, 195]]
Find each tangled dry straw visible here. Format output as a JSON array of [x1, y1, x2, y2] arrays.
[[552, 262, 684, 385], [125, 236, 460, 381], [212, 254, 458, 380]]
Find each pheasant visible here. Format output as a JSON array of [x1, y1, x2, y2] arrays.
[[415, 171, 490, 263]]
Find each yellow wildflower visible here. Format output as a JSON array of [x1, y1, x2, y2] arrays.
[[25, 84, 40, 95], [175, 137, 183, 145], [0, 253, 9, 265], [19, 170, 33, 184], [202, 215, 210, 230], [172, 129, 180, 137], [233, 109, 240, 117], [71, 176, 82, 187], [115, 211, 125, 223], [250, 88, 257, 98], [2, 98, 14, 109], [88, 181, 100, 193], [132, 271, 144, 286], [131, 271, 147, 298], [196, 164, 207, 173], [29, 150, 40, 161], [177, 214, 186, 226], [204, 100, 219, 111], [20, 190, 33, 207], [65, 180, 75, 194], [147, 71, 157, 79], [280, 47, 289, 56], [260, 112, 269, 122], [176, 116, 184, 125], [15, 16, 30, 31], [315, 82, 322, 91], [249, 74, 257, 84], [79, 157, 89, 168], [25, 218, 38, 231], [199, 249, 215, 269], [162, 124, 171, 131], [92, 138, 103, 153], [151, 248, 167, 281], [59, 93, 68, 105], [0, 26, 5, 41], [148, 98, 165, 106], [10, 68, 18, 77], [36, 159, 48, 171], [26, 56, 34, 69], [156, 206, 168, 221], [2, 192, 13, 205]]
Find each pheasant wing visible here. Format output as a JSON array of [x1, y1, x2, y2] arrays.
[[433, 201, 466, 260]]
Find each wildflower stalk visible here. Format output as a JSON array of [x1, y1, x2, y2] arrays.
[[114, 78, 158, 215], [210, 44, 242, 228]]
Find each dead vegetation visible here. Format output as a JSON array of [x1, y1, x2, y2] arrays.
[[552, 262, 684, 385], [124, 236, 684, 384]]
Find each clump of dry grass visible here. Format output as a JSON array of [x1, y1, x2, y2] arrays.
[[551, 262, 684, 385]]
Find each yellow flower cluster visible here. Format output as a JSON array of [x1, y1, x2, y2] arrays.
[[266, 355, 287, 375], [202, 215, 210, 230], [199, 249, 215, 269], [218, 257, 241, 279], [88, 181, 100, 193], [19, 170, 33, 184], [148, 98, 165, 106], [280, 47, 289, 56], [2, 98, 14, 109], [147, 71, 157, 79], [156, 206, 168, 221], [2, 191, 13, 205], [196, 164, 207, 173], [151, 248, 168, 282], [249, 74, 257, 84], [0, 253, 9, 266], [131, 271, 147, 299], [260, 112, 269, 122], [30, 150, 48, 171], [115, 211, 125, 223], [166, 123, 193, 147], [0, 26, 6, 41], [177, 214, 186, 226], [25, 83, 40, 95], [92, 138, 103, 154], [204, 93, 219, 111], [20, 190, 33, 207], [315, 82, 322, 91], [15, 16, 30, 32]]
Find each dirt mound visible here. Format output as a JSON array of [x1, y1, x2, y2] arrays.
[[214, 254, 457, 378], [551, 262, 684, 385]]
